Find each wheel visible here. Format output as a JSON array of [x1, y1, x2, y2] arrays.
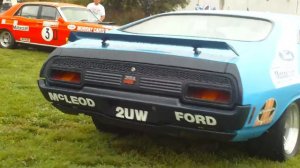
[[92, 116, 129, 134], [246, 102, 300, 161], [0, 30, 15, 49]]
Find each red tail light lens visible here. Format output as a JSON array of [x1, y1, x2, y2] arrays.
[[186, 87, 231, 104], [50, 70, 81, 84]]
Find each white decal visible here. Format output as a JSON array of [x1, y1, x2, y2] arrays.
[[13, 20, 18, 26], [77, 26, 93, 32], [271, 21, 300, 88], [115, 106, 148, 122], [93, 27, 105, 33], [67, 25, 76, 30], [271, 50, 299, 88], [43, 21, 58, 27], [20, 38, 30, 43], [76, 26, 105, 33], [48, 92, 95, 107], [1, 19, 6, 24], [13, 25, 29, 31], [175, 111, 217, 126], [41, 27, 54, 41]]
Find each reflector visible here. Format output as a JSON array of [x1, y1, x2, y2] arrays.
[[50, 70, 81, 84], [187, 87, 231, 104]]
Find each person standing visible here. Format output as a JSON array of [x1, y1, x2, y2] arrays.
[[195, 0, 217, 10], [87, 0, 105, 22]]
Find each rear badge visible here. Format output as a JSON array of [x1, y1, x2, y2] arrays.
[[175, 111, 217, 126], [131, 67, 136, 72], [123, 75, 136, 85]]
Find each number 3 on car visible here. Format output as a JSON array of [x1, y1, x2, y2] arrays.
[[41, 27, 53, 41], [0, 2, 114, 48]]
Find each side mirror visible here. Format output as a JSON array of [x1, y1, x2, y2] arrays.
[[58, 17, 65, 24]]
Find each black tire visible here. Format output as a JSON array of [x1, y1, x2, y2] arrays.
[[0, 30, 16, 49], [92, 116, 129, 134], [246, 102, 300, 161]]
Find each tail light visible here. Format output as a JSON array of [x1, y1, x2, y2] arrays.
[[50, 70, 81, 84], [186, 86, 231, 104]]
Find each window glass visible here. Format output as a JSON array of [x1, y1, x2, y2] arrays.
[[41, 6, 60, 20], [122, 15, 273, 42], [61, 7, 98, 22], [17, 5, 39, 18]]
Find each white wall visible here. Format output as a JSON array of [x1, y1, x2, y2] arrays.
[[223, 0, 299, 14], [222, 0, 248, 10], [182, 0, 220, 10], [182, 0, 300, 15]]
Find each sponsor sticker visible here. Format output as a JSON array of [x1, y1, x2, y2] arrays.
[[76, 26, 105, 33], [67, 24, 76, 30], [20, 38, 30, 43], [93, 27, 106, 33], [48, 92, 95, 107], [270, 21, 300, 88], [13, 25, 29, 31], [271, 50, 298, 88], [43, 21, 58, 27], [254, 98, 276, 127], [1, 19, 6, 24], [77, 26, 93, 32], [279, 50, 295, 61]]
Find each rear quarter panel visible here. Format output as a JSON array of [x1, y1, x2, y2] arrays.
[[232, 18, 300, 141]]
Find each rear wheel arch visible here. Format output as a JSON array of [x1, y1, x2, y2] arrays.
[[295, 99, 300, 107], [0, 29, 16, 48], [272, 97, 300, 127], [246, 100, 300, 161], [0, 28, 14, 36]]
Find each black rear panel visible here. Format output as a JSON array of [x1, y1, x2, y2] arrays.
[[45, 56, 241, 109]]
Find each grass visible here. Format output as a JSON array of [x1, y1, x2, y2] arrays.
[[0, 47, 299, 167]]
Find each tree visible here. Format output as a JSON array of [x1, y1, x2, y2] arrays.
[[132, 0, 190, 16], [79, 0, 189, 24], [23, 0, 190, 24], [102, 0, 190, 24]]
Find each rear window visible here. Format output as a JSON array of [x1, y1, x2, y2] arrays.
[[122, 14, 273, 41]]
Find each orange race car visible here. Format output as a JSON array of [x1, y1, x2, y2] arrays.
[[0, 2, 114, 48]]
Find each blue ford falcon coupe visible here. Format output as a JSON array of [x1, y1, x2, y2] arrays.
[[38, 11, 300, 161]]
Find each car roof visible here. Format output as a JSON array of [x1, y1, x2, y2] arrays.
[[20, 2, 84, 8], [169, 10, 300, 24]]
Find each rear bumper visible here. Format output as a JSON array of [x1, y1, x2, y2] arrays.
[[54, 103, 237, 140], [38, 79, 250, 141]]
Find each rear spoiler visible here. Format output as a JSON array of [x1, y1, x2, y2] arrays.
[[69, 32, 239, 56], [99, 21, 115, 25]]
